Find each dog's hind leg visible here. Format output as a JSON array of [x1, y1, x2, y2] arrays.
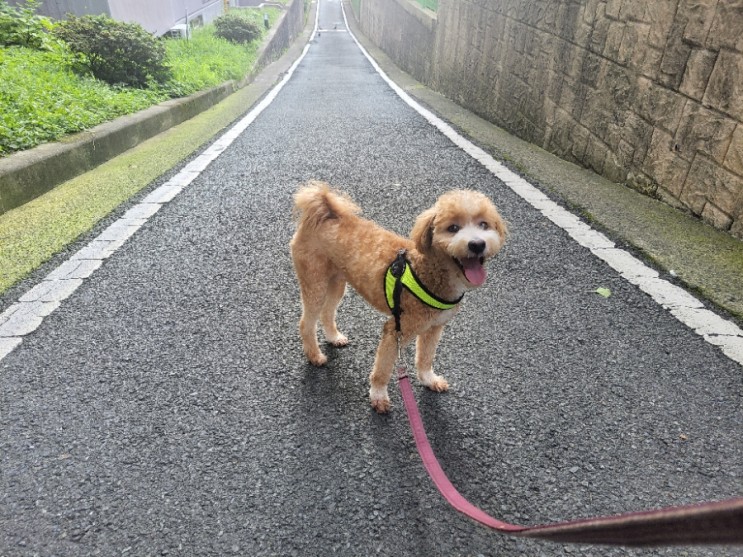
[[298, 293, 328, 366], [293, 250, 331, 366], [321, 276, 348, 347], [415, 325, 449, 392]]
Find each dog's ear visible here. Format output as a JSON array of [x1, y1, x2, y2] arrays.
[[411, 207, 436, 252]]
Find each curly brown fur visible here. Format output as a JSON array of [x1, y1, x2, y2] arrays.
[[290, 181, 507, 413]]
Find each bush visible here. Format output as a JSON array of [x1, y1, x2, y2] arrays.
[[53, 14, 169, 88], [213, 12, 261, 45], [0, 0, 57, 50]]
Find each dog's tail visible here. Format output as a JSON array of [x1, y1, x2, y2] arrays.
[[293, 181, 361, 231]]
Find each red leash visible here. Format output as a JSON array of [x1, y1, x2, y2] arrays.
[[397, 365, 743, 546]]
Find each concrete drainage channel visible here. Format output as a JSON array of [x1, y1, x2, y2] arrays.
[[0, 0, 307, 215]]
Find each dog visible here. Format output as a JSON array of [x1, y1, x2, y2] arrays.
[[290, 181, 507, 413]]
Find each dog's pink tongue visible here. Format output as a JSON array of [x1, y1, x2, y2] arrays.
[[461, 257, 486, 286]]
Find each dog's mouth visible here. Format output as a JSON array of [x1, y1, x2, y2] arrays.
[[455, 256, 486, 286]]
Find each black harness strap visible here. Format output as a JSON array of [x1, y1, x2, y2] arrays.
[[389, 249, 407, 333]]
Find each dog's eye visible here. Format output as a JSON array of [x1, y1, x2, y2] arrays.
[[479, 221, 489, 230], [447, 224, 460, 233]]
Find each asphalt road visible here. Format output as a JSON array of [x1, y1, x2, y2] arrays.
[[2, 0, 742, 555]]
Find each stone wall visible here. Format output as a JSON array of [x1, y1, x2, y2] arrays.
[[255, 0, 307, 68], [353, 0, 743, 239], [355, 0, 436, 85]]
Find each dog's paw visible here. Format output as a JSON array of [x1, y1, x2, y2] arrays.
[[418, 370, 449, 392], [371, 398, 391, 414], [327, 333, 349, 347], [427, 376, 449, 392], [369, 385, 391, 413], [307, 351, 328, 366]]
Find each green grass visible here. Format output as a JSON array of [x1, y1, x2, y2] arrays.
[[0, 47, 167, 153], [164, 12, 274, 96], [0, 7, 281, 155]]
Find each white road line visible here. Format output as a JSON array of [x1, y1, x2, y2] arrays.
[[340, 2, 743, 367], [0, 4, 322, 363]]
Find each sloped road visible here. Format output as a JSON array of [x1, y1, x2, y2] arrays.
[[1, 0, 741, 555]]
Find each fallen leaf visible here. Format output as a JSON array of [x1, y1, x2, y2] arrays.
[[595, 287, 612, 298]]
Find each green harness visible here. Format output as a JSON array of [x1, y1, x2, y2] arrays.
[[385, 250, 463, 332]]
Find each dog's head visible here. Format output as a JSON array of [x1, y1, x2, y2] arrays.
[[410, 190, 507, 287]]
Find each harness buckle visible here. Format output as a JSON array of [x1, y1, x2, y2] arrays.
[[390, 249, 407, 278]]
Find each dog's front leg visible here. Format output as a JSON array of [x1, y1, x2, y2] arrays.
[[369, 319, 411, 413], [415, 325, 449, 392]]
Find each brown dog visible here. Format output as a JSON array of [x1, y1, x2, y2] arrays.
[[290, 181, 507, 413]]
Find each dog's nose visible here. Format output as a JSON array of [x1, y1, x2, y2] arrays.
[[468, 239, 486, 255]]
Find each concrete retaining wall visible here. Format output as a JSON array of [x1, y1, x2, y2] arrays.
[[356, 0, 435, 85], [0, 0, 306, 215], [353, 0, 743, 239]]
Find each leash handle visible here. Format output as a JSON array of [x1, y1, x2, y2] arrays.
[[397, 374, 743, 546]]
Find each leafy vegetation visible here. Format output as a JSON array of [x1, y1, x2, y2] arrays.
[[53, 14, 170, 87], [0, 0, 56, 49], [0, 2, 280, 156], [163, 13, 269, 97], [214, 11, 262, 45], [0, 47, 167, 153]]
